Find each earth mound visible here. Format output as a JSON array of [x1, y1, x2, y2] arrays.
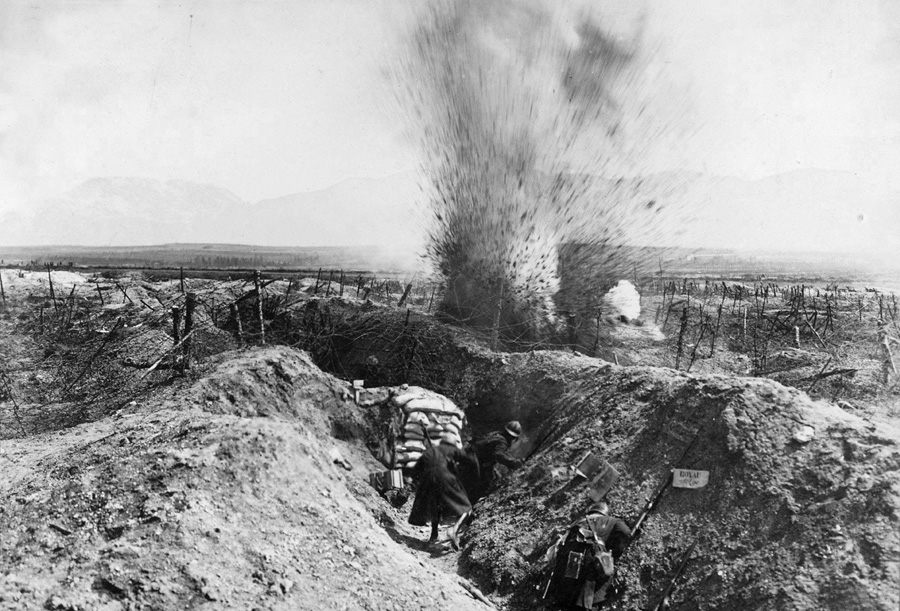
[[0, 270, 898, 611], [0, 347, 488, 611], [462, 358, 900, 611]]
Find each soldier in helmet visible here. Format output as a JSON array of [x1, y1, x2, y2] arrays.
[[543, 500, 632, 610], [462, 420, 524, 505]]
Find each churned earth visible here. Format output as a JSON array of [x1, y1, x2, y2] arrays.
[[460, 352, 900, 611], [0, 270, 898, 611], [0, 349, 489, 611]]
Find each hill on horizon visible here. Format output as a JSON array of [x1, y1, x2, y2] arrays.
[[0, 168, 896, 259], [0, 174, 423, 253]]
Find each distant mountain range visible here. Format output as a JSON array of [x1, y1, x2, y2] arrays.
[[0, 168, 896, 259], [0, 174, 422, 250]]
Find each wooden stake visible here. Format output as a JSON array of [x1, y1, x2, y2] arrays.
[[65, 285, 76, 327], [230, 303, 244, 345], [183, 292, 196, 371], [0, 270, 5, 305], [807, 356, 833, 393], [592, 309, 603, 356], [116, 282, 133, 304], [180, 266, 184, 293], [397, 283, 413, 308], [675, 306, 688, 369], [172, 306, 182, 347], [47, 264, 57, 313], [709, 291, 726, 357], [255, 270, 265, 344]]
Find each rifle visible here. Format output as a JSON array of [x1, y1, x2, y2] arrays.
[[630, 426, 702, 541], [524, 420, 561, 462], [648, 536, 699, 611]]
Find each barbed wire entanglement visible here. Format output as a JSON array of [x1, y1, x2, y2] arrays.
[[0, 264, 897, 439]]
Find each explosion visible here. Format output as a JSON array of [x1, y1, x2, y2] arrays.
[[392, 0, 687, 344]]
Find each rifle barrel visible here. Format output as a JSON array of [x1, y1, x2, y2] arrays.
[[650, 537, 699, 611], [631, 427, 703, 540]]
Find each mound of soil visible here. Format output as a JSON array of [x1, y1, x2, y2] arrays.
[[0, 348, 488, 611], [462, 357, 900, 611], [1, 273, 898, 611]]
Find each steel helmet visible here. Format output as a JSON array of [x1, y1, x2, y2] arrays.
[[504, 420, 522, 438], [590, 500, 610, 515]]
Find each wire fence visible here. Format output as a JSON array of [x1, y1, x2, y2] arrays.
[[0, 266, 897, 438]]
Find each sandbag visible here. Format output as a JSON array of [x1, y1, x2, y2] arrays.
[[405, 411, 430, 427], [390, 387, 467, 467], [402, 397, 441, 412], [391, 392, 425, 407], [426, 424, 446, 436], [402, 428, 425, 442], [434, 413, 463, 428], [396, 450, 423, 463], [442, 430, 462, 448], [401, 439, 426, 452]]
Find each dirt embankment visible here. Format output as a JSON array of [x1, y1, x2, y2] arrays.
[[1, 298, 898, 611], [0, 348, 488, 611], [462, 357, 900, 611]]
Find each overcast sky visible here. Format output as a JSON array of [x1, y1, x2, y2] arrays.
[[0, 0, 897, 244]]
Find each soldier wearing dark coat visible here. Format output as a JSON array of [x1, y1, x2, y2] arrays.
[[407, 438, 474, 549], [462, 420, 524, 504]]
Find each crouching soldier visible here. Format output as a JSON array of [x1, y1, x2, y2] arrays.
[[461, 420, 524, 505], [543, 501, 632, 610]]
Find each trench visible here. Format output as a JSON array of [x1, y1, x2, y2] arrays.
[[261, 297, 582, 442], [215, 296, 900, 611], [259, 298, 593, 605]]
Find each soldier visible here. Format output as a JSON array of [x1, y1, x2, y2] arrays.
[[407, 437, 475, 550], [543, 501, 632, 610], [463, 420, 524, 504]]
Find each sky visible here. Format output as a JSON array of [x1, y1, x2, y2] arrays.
[[0, 0, 897, 251]]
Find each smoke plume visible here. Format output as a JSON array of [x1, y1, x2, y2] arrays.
[[392, 0, 687, 343]]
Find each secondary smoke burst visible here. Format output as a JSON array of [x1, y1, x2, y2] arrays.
[[392, 0, 688, 343]]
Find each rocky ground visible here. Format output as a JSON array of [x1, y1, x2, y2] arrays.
[[0, 269, 898, 610]]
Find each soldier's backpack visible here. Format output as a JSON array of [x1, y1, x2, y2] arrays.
[[546, 514, 620, 606], [585, 515, 616, 577], [547, 523, 603, 606]]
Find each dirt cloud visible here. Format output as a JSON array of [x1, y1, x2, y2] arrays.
[[391, 0, 690, 340]]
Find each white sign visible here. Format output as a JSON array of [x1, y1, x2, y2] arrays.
[[673, 469, 709, 489]]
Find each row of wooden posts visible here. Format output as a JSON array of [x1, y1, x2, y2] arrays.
[[166, 270, 434, 369]]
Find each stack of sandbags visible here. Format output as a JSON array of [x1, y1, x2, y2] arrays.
[[391, 386, 465, 470]]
